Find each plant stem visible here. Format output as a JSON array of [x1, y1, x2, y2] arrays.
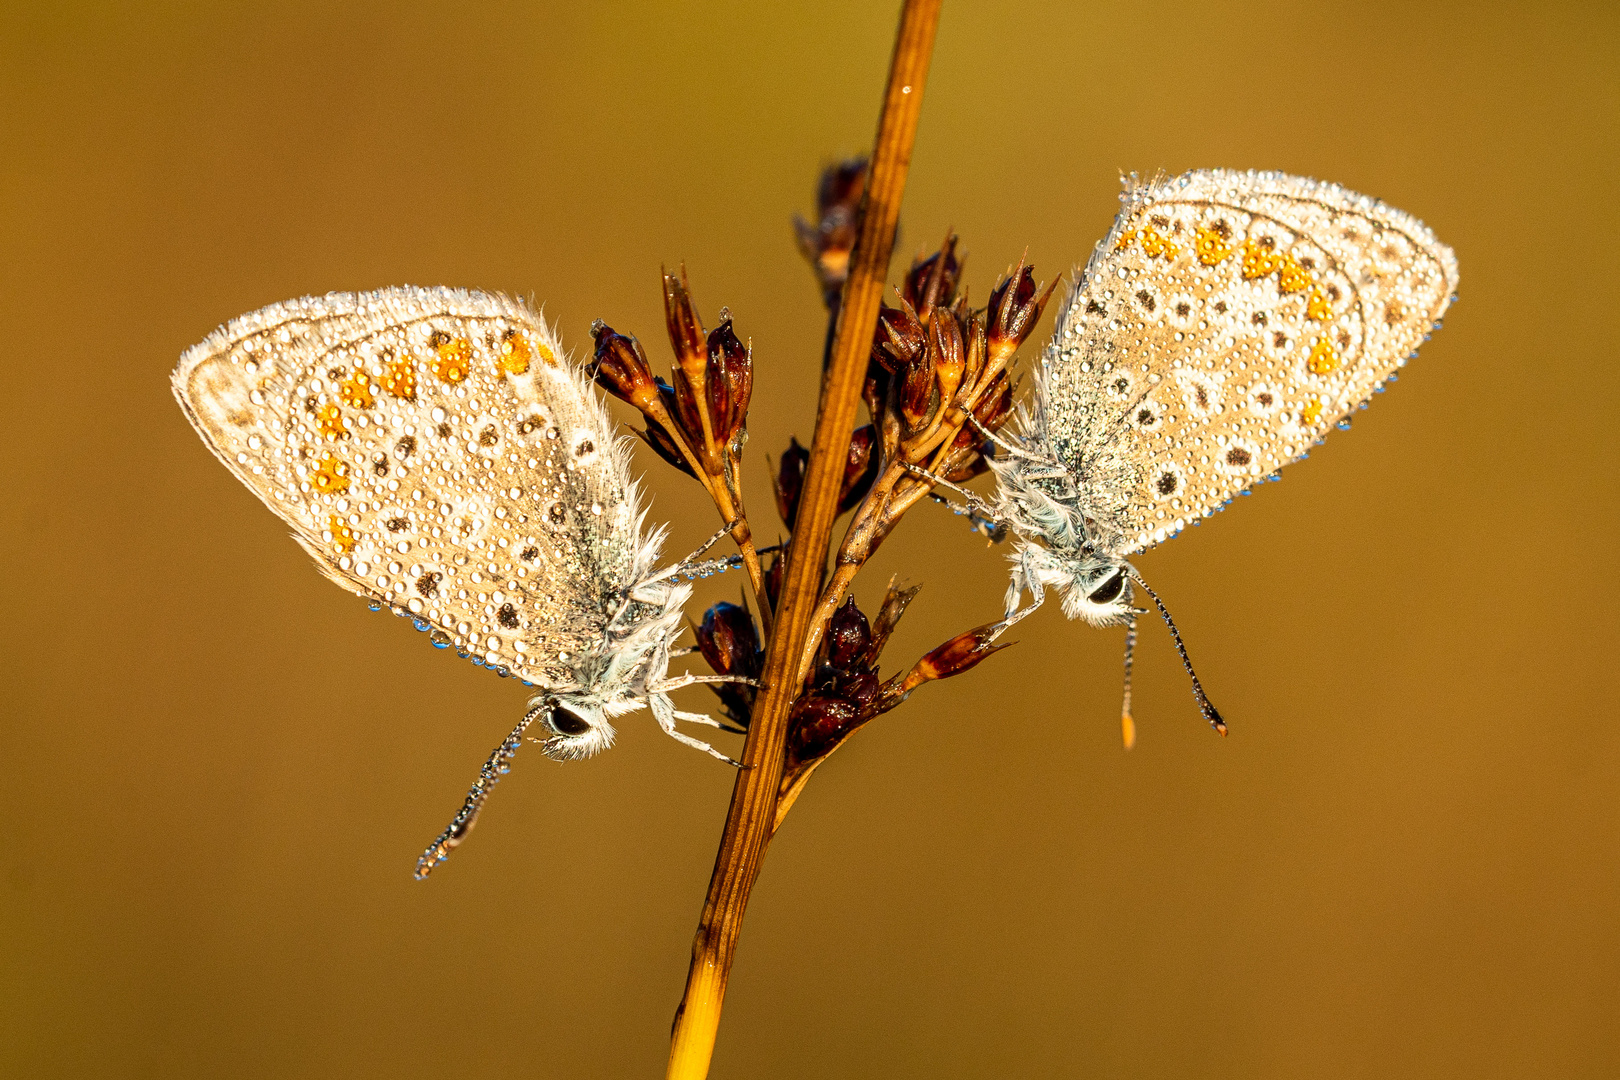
[[664, 4, 942, 1076]]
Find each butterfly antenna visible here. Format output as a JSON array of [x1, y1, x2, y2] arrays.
[[1120, 613, 1138, 749], [1126, 570, 1226, 736], [414, 702, 548, 880]]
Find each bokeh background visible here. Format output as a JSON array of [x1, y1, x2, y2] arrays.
[[4, 1, 1617, 1076]]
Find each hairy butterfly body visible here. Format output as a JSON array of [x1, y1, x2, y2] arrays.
[[986, 170, 1458, 740], [174, 286, 742, 876]]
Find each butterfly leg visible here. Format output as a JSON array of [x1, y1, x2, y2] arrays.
[[899, 462, 1005, 524], [985, 596, 1045, 642], [983, 544, 1056, 641], [649, 692, 742, 765], [926, 492, 1010, 542], [653, 672, 761, 692], [672, 709, 747, 736], [965, 414, 1062, 467]]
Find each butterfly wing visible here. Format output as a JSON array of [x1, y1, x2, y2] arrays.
[[1035, 169, 1458, 556], [172, 286, 644, 687]]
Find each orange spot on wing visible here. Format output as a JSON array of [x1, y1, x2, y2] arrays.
[[1240, 238, 1280, 280], [1301, 398, 1324, 426], [327, 515, 357, 553], [314, 403, 347, 439], [311, 455, 350, 494], [339, 372, 374, 409], [432, 334, 472, 383], [498, 330, 533, 375], [381, 356, 416, 400], [1306, 287, 1333, 321], [1194, 227, 1231, 266], [1139, 227, 1178, 260], [1307, 338, 1341, 375], [1276, 255, 1312, 294]]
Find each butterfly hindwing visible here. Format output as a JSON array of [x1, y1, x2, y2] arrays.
[[172, 286, 642, 687], [1038, 170, 1458, 556]]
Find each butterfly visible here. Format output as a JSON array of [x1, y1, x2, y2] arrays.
[[968, 170, 1458, 744], [172, 286, 749, 876]]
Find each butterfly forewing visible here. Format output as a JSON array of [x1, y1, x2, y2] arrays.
[[173, 286, 639, 687], [1040, 170, 1458, 556]]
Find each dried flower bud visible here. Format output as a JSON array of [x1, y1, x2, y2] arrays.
[[862, 359, 891, 422], [942, 371, 1013, 482], [933, 311, 966, 410], [986, 258, 1059, 366], [705, 314, 752, 445], [696, 601, 762, 727], [833, 667, 880, 715], [589, 321, 659, 414], [793, 158, 868, 304], [869, 580, 920, 658], [973, 369, 1014, 433], [764, 547, 785, 612], [662, 270, 714, 463], [959, 308, 987, 400], [943, 456, 989, 484], [827, 595, 873, 669], [948, 370, 1013, 457], [872, 298, 926, 375], [901, 311, 961, 434], [908, 625, 1009, 687], [774, 438, 809, 528], [839, 425, 878, 513], [662, 268, 708, 380], [639, 415, 696, 478], [789, 694, 858, 760], [697, 601, 762, 678], [902, 234, 961, 323]]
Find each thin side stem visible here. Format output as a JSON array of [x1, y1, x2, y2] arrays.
[[664, 5, 942, 1077]]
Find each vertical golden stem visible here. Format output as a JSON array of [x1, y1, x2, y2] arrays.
[[664, 4, 943, 1077]]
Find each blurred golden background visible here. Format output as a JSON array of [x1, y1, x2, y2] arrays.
[[3, 1, 1617, 1076]]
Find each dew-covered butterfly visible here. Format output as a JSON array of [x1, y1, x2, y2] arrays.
[[173, 287, 749, 876], [971, 170, 1457, 744]]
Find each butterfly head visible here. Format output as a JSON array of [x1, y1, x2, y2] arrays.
[[1010, 542, 1133, 628], [1058, 557, 1133, 627], [532, 694, 619, 760]]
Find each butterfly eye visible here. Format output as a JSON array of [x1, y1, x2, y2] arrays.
[[550, 706, 591, 737], [1087, 571, 1125, 606]]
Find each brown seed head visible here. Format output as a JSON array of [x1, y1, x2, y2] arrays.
[[872, 296, 927, 375], [774, 438, 810, 528], [763, 547, 785, 612], [696, 601, 762, 727], [933, 310, 966, 410], [793, 158, 868, 305], [839, 425, 879, 514], [705, 313, 752, 446], [944, 370, 1013, 482], [827, 595, 873, 669], [902, 233, 961, 324], [986, 257, 1059, 365], [960, 307, 988, 399], [697, 601, 762, 678], [588, 320, 659, 414], [901, 311, 961, 435], [662, 267, 708, 379], [869, 580, 920, 658], [910, 624, 1010, 686], [788, 695, 859, 761], [638, 414, 696, 478]]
